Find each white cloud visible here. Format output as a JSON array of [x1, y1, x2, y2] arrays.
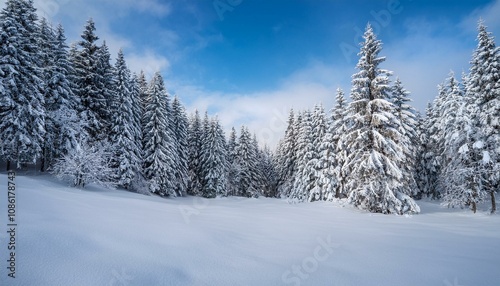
[[126, 50, 171, 78], [460, 0, 500, 35], [171, 62, 345, 149]]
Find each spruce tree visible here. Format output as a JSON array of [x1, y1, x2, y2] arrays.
[[72, 18, 108, 142], [276, 110, 298, 198], [467, 20, 499, 213], [171, 96, 189, 197], [200, 117, 228, 198], [226, 127, 240, 196], [142, 72, 176, 196], [344, 24, 419, 214], [290, 110, 317, 202], [391, 78, 419, 197], [110, 50, 142, 189], [0, 0, 46, 169], [441, 75, 485, 213], [188, 110, 203, 196], [236, 126, 259, 197]]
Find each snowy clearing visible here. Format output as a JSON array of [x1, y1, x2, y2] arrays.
[[0, 174, 499, 286]]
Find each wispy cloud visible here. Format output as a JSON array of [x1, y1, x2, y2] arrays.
[[460, 0, 500, 35], [173, 61, 345, 148], [126, 50, 171, 78]]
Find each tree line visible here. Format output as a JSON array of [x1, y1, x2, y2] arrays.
[[1, 1, 498, 214]]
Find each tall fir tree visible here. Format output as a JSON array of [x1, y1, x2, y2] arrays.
[[236, 126, 259, 197], [72, 18, 107, 142], [226, 127, 240, 196], [38, 20, 79, 171], [318, 88, 348, 201], [171, 96, 189, 197], [199, 117, 228, 198], [290, 110, 317, 202], [276, 109, 298, 198], [0, 0, 46, 169], [187, 110, 203, 196], [391, 78, 420, 197], [343, 24, 419, 214], [441, 74, 485, 213], [466, 20, 499, 213], [142, 72, 176, 196], [109, 50, 142, 190]]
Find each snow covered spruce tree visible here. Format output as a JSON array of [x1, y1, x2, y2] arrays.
[[142, 72, 177, 196], [391, 78, 420, 197], [71, 19, 110, 143], [199, 116, 228, 198], [466, 20, 500, 213], [109, 50, 142, 190], [440, 73, 485, 213], [38, 21, 80, 171], [187, 110, 203, 196], [308, 104, 327, 201], [317, 88, 348, 200], [226, 127, 240, 196], [257, 145, 278, 197], [0, 0, 46, 169], [235, 126, 260, 197], [290, 110, 317, 202], [171, 96, 189, 197], [95, 41, 116, 140], [343, 24, 419, 214], [275, 110, 299, 198]]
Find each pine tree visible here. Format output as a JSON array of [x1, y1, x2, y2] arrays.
[[188, 110, 203, 196], [309, 104, 327, 201], [72, 18, 108, 142], [343, 24, 419, 214], [467, 20, 500, 213], [226, 127, 240, 196], [0, 0, 46, 169], [109, 50, 142, 190], [236, 126, 259, 197], [276, 110, 298, 198], [142, 72, 176, 196], [318, 88, 348, 201], [199, 117, 228, 198], [441, 75, 485, 213], [52, 24, 81, 160], [391, 78, 420, 197], [171, 96, 189, 197], [37, 20, 80, 171], [258, 145, 278, 197], [95, 41, 115, 137], [290, 110, 317, 202]]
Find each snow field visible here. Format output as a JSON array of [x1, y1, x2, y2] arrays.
[[0, 174, 499, 286]]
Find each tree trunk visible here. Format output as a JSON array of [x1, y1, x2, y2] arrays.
[[491, 191, 496, 214], [6, 160, 11, 171], [472, 201, 477, 214], [40, 157, 45, 172]]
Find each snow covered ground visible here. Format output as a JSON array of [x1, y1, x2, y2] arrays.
[[0, 173, 499, 286]]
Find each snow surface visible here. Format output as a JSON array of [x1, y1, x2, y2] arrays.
[[1, 174, 499, 286]]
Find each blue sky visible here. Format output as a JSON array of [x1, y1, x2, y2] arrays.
[[28, 0, 500, 147]]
